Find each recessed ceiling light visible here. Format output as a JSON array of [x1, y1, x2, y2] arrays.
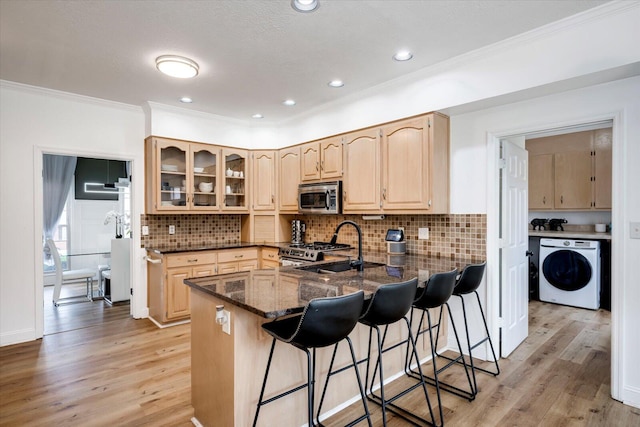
[[328, 80, 344, 88], [156, 55, 199, 78], [252, 113, 264, 119], [291, 0, 319, 13], [393, 50, 413, 61], [180, 97, 193, 103], [283, 99, 296, 106]]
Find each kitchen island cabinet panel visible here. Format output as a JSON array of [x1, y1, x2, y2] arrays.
[[186, 261, 458, 427]]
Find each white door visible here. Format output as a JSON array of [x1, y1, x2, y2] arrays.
[[500, 137, 529, 357]]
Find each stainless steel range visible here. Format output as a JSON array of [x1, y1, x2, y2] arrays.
[[279, 242, 351, 266]]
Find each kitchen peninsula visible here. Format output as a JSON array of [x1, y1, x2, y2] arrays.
[[184, 255, 473, 426]]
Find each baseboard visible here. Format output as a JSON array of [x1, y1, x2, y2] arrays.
[[147, 315, 190, 329], [0, 327, 38, 347]]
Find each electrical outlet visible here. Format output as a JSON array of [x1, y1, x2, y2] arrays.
[[631, 222, 640, 239], [141, 225, 149, 236], [418, 227, 429, 240], [222, 310, 231, 335], [398, 226, 405, 233], [169, 225, 175, 235]]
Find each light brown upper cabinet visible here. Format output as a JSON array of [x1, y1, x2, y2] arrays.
[[145, 137, 221, 213], [343, 128, 381, 212], [381, 114, 449, 212], [278, 146, 301, 212], [222, 148, 249, 212], [554, 150, 592, 209], [342, 113, 449, 214], [300, 136, 343, 182], [252, 151, 276, 211], [528, 154, 554, 209], [594, 128, 612, 209], [526, 128, 612, 211]]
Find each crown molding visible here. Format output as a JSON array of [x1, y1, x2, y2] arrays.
[[0, 80, 143, 113]]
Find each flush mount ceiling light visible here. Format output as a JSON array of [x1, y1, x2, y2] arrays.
[[328, 80, 344, 88], [156, 55, 199, 78], [180, 97, 193, 103], [283, 99, 296, 106], [291, 0, 319, 13], [393, 50, 413, 61], [252, 113, 264, 119]]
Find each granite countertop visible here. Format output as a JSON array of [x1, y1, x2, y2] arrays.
[[528, 230, 611, 240], [184, 254, 478, 319], [145, 242, 288, 254]]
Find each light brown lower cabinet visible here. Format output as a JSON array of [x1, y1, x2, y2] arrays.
[[147, 247, 265, 326]]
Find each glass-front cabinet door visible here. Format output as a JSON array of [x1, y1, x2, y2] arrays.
[[156, 139, 189, 211], [222, 148, 248, 211], [191, 144, 219, 210]]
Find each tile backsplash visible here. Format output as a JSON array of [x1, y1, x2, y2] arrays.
[[301, 214, 486, 260], [141, 214, 241, 249], [141, 213, 486, 261]]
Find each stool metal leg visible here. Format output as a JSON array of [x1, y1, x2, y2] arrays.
[[366, 319, 438, 427], [434, 292, 500, 396], [316, 339, 372, 427], [408, 304, 475, 402], [253, 338, 277, 427]]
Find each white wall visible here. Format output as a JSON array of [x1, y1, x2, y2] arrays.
[[449, 75, 640, 407], [0, 82, 145, 345]]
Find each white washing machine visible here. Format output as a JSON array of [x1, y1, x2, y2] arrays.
[[539, 238, 600, 310]]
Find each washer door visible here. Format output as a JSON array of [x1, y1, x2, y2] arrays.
[[542, 250, 592, 291]]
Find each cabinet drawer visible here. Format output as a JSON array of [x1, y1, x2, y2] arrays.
[[218, 248, 258, 263], [167, 252, 217, 268], [261, 247, 279, 261]]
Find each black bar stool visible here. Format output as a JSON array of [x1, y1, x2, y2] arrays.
[[253, 290, 371, 427], [406, 268, 476, 411], [320, 278, 438, 426], [435, 262, 499, 395]]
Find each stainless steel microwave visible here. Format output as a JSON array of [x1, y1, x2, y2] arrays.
[[298, 181, 342, 214]]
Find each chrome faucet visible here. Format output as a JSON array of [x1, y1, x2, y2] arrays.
[[329, 220, 363, 272]]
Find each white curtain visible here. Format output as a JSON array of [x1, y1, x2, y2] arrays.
[[43, 154, 77, 240]]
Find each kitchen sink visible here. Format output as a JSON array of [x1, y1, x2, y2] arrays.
[[295, 260, 385, 274]]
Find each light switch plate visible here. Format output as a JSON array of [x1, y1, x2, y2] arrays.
[[141, 225, 149, 236], [631, 222, 640, 239], [169, 225, 175, 235], [418, 227, 429, 240]]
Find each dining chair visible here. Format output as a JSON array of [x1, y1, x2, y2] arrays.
[[46, 239, 96, 306]]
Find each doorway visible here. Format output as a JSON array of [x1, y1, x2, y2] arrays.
[[37, 150, 137, 336], [491, 117, 619, 399]]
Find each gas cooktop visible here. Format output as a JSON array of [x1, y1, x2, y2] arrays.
[[280, 242, 352, 262]]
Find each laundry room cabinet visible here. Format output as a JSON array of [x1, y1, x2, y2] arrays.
[[526, 128, 612, 211]]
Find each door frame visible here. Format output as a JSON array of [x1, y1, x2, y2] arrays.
[[486, 111, 623, 400], [33, 145, 143, 338]]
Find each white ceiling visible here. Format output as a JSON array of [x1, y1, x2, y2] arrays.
[[0, 0, 610, 123]]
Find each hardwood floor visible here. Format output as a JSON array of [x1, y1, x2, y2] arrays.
[[43, 283, 130, 335], [1, 300, 638, 426]]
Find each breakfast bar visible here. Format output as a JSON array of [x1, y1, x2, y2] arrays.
[[184, 255, 473, 426]]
